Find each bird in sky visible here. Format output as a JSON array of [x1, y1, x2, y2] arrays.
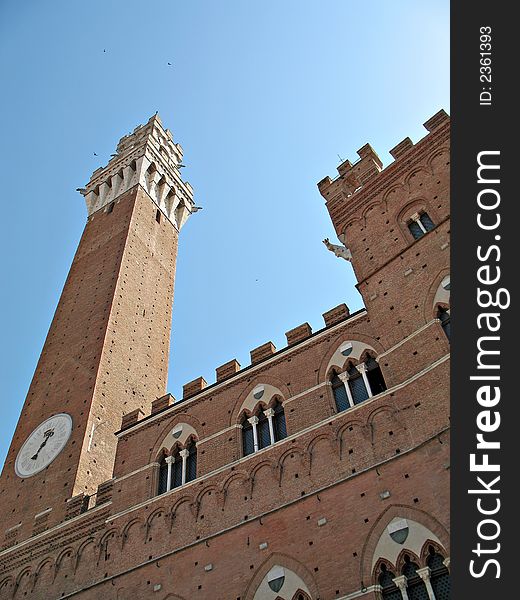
[[167, 62, 173, 66], [191, 206, 203, 213], [178, 163, 186, 168], [93, 152, 98, 156]]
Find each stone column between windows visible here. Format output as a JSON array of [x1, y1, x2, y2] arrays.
[[248, 416, 260, 452], [393, 575, 410, 600], [410, 212, 427, 233], [264, 408, 275, 444], [338, 372, 354, 407], [357, 363, 373, 398], [416, 567, 436, 600], [180, 449, 189, 485], [165, 456, 174, 491]]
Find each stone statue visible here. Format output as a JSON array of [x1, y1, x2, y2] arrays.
[[323, 238, 353, 261]]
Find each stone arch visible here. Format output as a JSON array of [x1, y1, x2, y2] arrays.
[[75, 537, 96, 572], [360, 504, 450, 584], [420, 538, 447, 565], [97, 528, 119, 564], [231, 377, 289, 426], [34, 557, 54, 586], [0, 576, 13, 596], [121, 518, 144, 548], [426, 147, 450, 175], [318, 331, 385, 385], [150, 414, 202, 463], [291, 590, 312, 600], [243, 552, 319, 600], [248, 460, 278, 497], [395, 548, 422, 573], [12, 567, 32, 598], [404, 165, 434, 190], [423, 268, 450, 324]]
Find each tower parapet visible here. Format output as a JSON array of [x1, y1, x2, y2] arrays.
[[79, 114, 195, 229]]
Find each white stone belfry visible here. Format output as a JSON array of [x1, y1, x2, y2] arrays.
[[78, 114, 195, 230]]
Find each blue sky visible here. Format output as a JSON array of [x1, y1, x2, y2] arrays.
[[0, 1, 449, 467]]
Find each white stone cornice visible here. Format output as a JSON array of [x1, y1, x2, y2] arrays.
[[79, 114, 195, 228]]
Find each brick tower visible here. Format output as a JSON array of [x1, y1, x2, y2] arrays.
[[0, 115, 195, 540]]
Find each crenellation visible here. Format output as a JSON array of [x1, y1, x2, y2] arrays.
[[250, 341, 276, 364]]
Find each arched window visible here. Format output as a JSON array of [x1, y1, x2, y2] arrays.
[[331, 371, 350, 412], [366, 355, 387, 395], [401, 555, 429, 600], [427, 546, 450, 600], [408, 211, 435, 240], [378, 564, 402, 600], [438, 307, 450, 341], [157, 441, 196, 495], [242, 401, 287, 457], [273, 400, 287, 441], [347, 364, 369, 405]]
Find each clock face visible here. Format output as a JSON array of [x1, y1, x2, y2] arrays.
[[15, 413, 73, 478]]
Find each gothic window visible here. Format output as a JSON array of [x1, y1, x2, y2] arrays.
[[438, 306, 450, 341], [378, 564, 402, 600], [242, 401, 287, 457], [157, 441, 197, 495], [365, 356, 387, 395], [273, 400, 287, 441], [331, 372, 350, 412], [401, 555, 429, 600], [347, 364, 369, 405], [427, 546, 450, 600], [408, 211, 435, 240]]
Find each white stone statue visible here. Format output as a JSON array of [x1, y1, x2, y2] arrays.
[[323, 238, 353, 262]]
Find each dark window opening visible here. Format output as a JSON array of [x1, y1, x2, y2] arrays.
[[273, 401, 287, 441], [257, 411, 271, 450], [107, 202, 115, 214], [427, 546, 450, 600], [186, 441, 197, 483], [402, 556, 429, 600], [438, 307, 450, 341], [408, 211, 435, 240], [156, 209, 161, 223], [332, 372, 350, 413], [378, 564, 401, 600], [242, 419, 254, 457], [347, 365, 369, 405], [366, 356, 387, 395]]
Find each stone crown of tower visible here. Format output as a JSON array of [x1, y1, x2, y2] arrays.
[[78, 113, 195, 229]]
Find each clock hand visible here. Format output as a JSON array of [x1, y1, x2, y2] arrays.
[[31, 429, 55, 460]]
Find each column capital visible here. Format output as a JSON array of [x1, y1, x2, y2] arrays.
[[416, 566, 431, 582], [443, 556, 450, 569], [392, 575, 408, 591], [165, 456, 175, 465], [263, 408, 275, 418], [248, 415, 259, 425], [338, 371, 349, 382], [410, 212, 422, 222], [179, 449, 189, 459], [357, 362, 368, 373]]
